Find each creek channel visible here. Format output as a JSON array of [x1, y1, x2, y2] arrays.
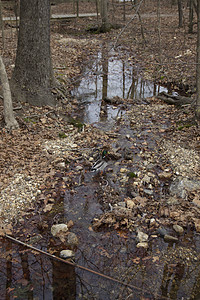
[[0, 49, 200, 300]]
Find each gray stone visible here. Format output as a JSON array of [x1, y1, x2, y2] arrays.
[[60, 249, 75, 259], [67, 232, 79, 247], [157, 227, 168, 237], [143, 189, 153, 195], [158, 171, 172, 180], [136, 242, 148, 249], [166, 197, 180, 205], [76, 165, 83, 171], [164, 234, 178, 243], [142, 175, 151, 184], [51, 224, 68, 237], [116, 202, 126, 208], [173, 224, 184, 234], [136, 231, 148, 243], [170, 177, 200, 199]]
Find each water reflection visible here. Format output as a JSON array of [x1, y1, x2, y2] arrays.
[[1, 233, 200, 299], [71, 44, 168, 124]]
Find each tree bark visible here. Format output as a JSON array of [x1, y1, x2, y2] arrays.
[[0, 55, 18, 130], [11, 0, 55, 106], [178, 0, 183, 28], [196, 0, 200, 119], [100, 0, 110, 32], [188, 0, 194, 33]]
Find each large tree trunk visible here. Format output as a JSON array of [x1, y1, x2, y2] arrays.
[[0, 55, 18, 130], [11, 0, 55, 106]]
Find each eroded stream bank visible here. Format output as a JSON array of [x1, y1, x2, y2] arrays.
[[0, 48, 200, 299]]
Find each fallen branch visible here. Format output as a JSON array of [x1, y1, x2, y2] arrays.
[[157, 91, 194, 106]]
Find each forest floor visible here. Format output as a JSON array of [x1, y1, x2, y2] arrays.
[[0, 1, 200, 237]]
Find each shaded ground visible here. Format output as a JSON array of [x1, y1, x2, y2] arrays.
[[0, 1, 200, 299]]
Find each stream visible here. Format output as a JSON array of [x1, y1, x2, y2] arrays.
[[0, 49, 200, 300]]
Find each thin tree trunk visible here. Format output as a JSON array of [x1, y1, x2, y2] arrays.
[[178, 0, 183, 28], [0, 55, 18, 129], [0, 0, 5, 50], [196, 0, 200, 119], [188, 0, 194, 33], [157, 0, 162, 64]]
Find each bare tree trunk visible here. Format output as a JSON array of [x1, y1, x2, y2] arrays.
[[178, 0, 183, 27], [100, 0, 110, 32], [196, 0, 200, 119], [188, 0, 194, 33], [0, 0, 5, 50], [157, 0, 162, 64], [11, 0, 55, 106], [123, 0, 126, 22], [0, 55, 18, 130]]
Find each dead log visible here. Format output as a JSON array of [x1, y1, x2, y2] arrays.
[[157, 91, 194, 106]]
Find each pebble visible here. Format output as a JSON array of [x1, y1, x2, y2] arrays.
[[173, 224, 184, 234], [136, 242, 148, 249], [76, 165, 83, 171], [67, 232, 79, 247], [164, 234, 178, 243], [51, 224, 68, 237], [136, 231, 148, 243], [126, 199, 135, 210], [157, 227, 168, 237], [143, 189, 153, 195], [150, 218, 156, 226], [120, 168, 128, 173], [60, 250, 75, 259]]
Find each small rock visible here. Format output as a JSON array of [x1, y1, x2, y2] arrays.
[[136, 242, 148, 249], [158, 171, 172, 180], [143, 189, 153, 195], [164, 234, 178, 243], [60, 249, 75, 259], [142, 175, 151, 184], [116, 202, 126, 208], [192, 197, 200, 208], [71, 144, 78, 148], [58, 162, 65, 169], [76, 165, 83, 171], [51, 224, 68, 237], [150, 218, 156, 227], [67, 232, 79, 247], [120, 168, 128, 173], [137, 231, 148, 243], [173, 224, 184, 234], [126, 199, 135, 210], [166, 197, 180, 205], [170, 177, 200, 199], [157, 227, 168, 237], [194, 219, 200, 232]]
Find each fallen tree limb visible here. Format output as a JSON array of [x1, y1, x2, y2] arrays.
[[157, 91, 194, 106]]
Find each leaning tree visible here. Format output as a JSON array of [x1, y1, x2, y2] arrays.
[[11, 0, 55, 106]]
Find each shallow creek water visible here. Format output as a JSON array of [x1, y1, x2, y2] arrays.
[[0, 50, 200, 300]]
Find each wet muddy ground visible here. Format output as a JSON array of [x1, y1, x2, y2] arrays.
[[1, 47, 200, 299], [1, 2, 200, 297]]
